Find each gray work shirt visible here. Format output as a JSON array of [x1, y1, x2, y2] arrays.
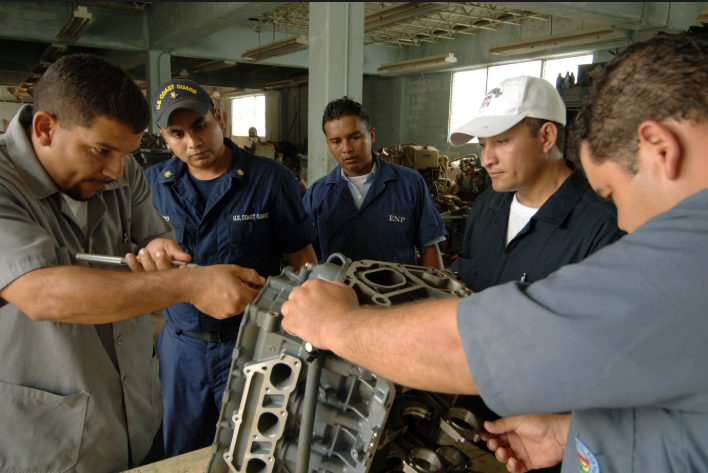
[[458, 188, 708, 473], [0, 106, 174, 472]]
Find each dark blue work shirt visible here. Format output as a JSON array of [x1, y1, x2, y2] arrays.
[[145, 139, 316, 332], [453, 166, 625, 292], [303, 152, 447, 265]]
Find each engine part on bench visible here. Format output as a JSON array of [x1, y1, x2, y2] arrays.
[[435, 447, 467, 472], [438, 408, 483, 444], [207, 255, 470, 473], [402, 448, 444, 473]]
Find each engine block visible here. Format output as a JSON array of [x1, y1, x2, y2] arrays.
[[207, 255, 474, 473]]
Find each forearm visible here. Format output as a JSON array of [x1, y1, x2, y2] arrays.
[[325, 298, 478, 394], [420, 244, 443, 270], [1, 266, 193, 324]]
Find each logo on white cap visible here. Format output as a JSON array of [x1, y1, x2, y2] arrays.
[[449, 76, 566, 146]]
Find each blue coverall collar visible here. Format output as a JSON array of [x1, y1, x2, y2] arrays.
[[487, 164, 586, 228], [325, 151, 398, 186], [156, 138, 245, 185]]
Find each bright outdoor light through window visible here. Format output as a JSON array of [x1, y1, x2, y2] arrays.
[[450, 55, 594, 138], [232, 95, 266, 137], [543, 55, 593, 86], [486, 60, 542, 91], [449, 68, 488, 136]]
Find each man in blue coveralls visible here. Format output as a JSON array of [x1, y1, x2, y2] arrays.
[[144, 79, 317, 457], [449, 76, 624, 292], [303, 97, 447, 268], [282, 33, 708, 473]]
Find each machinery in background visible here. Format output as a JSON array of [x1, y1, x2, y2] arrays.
[[135, 133, 172, 169], [207, 255, 483, 473], [378, 145, 491, 259]]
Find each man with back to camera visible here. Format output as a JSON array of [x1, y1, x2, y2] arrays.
[[281, 33, 708, 473], [144, 79, 318, 457], [303, 97, 448, 269], [449, 75, 624, 292], [0, 54, 264, 473]]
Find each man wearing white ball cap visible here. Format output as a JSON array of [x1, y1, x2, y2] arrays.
[[449, 75, 623, 294], [448, 77, 624, 450]]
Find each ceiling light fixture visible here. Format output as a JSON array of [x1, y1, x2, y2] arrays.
[[242, 35, 309, 62], [365, 2, 450, 33], [56, 6, 95, 43], [490, 27, 626, 56], [194, 60, 237, 74], [377, 53, 457, 74], [171, 69, 190, 79]]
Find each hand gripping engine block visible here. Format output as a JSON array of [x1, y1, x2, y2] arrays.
[[207, 255, 474, 473]]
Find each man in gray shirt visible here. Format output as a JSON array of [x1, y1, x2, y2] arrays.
[[0, 54, 264, 472], [280, 33, 708, 473]]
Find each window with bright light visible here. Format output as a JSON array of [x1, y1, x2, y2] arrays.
[[449, 69, 488, 136], [486, 60, 542, 91], [542, 55, 593, 87], [450, 55, 593, 136], [232, 95, 266, 137]]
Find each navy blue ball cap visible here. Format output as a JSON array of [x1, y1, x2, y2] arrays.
[[151, 79, 214, 129]]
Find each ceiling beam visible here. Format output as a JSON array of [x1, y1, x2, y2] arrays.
[[148, 2, 288, 51], [0, 2, 147, 50]]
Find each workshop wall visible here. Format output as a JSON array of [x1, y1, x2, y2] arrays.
[[0, 102, 24, 132], [362, 76, 395, 150]]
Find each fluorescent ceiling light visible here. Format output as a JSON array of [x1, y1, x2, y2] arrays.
[[56, 6, 95, 43], [378, 53, 457, 74], [260, 77, 308, 90], [490, 27, 626, 56], [194, 60, 237, 74], [242, 35, 309, 62], [365, 2, 449, 33]]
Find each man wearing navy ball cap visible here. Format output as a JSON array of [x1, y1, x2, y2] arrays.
[[145, 79, 317, 457]]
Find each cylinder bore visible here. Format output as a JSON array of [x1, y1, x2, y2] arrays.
[[257, 412, 281, 438], [270, 363, 294, 391]]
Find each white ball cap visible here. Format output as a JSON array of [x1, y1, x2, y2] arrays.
[[448, 75, 566, 146]]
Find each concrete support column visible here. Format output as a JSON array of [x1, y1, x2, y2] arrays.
[[145, 50, 171, 133], [307, 2, 365, 183]]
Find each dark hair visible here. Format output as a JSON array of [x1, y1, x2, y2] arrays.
[[322, 96, 371, 134], [524, 117, 566, 155], [34, 53, 150, 133], [570, 33, 708, 174]]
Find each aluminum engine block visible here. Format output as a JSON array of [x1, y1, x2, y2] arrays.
[[207, 255, 473, 473]]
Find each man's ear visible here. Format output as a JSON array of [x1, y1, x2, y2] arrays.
[[32, 111, 57, 147], [637, 120, 682, 180], [369, 127, 376, 144], [540, 121, 558, 155]]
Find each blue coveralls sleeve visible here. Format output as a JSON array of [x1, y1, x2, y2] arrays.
[[413, 173, 447, 250], [456, 195, 708, 417], [301, 183, 321, 258], [273, 170, 316, 254], [126, 157, 175, 247]]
